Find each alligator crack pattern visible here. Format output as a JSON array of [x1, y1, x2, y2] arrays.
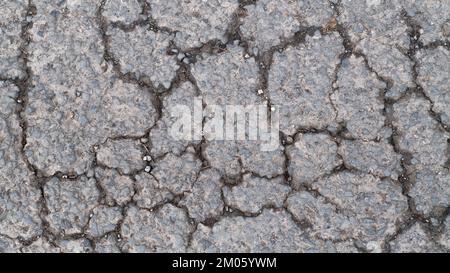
[[0, 0, 448, 253]]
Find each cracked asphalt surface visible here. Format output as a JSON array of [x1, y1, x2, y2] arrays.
[[0, 0, 449, 253]]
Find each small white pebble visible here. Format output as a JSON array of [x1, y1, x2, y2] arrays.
[[143, 155, 151, 161], [144, 166, 151, 173]]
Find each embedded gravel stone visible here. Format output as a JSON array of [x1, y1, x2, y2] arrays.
[[338, 140, 402, 179], [268, 32, 343, 135], [44, 176, 99, 235], [190, 209, 323, 252], [286, 133, 342, 188], [151, 152, 202, 194], [311, 172, 408, 251], [103, 0, 142, 24], [390, 223, 443, 253], [149, 0, 239, 49], [0, 82, 42, 240], [331, 54, 389, 140], [133, 172, 174, 209], [240, 0, 334, 53], [96, 139, 144, 175], [0, 0, 26, 78], [24, 2, 156, 176], [149, 81, 201, 157], [223, 174, 290, 214], [107, 25, 179, 89], [179, 169, 224, 222], [121, 205, 192, 252], [87, 206, 122, 237], [416, 47, 450, 127]]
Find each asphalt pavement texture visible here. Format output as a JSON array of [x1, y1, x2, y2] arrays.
[[0, 0, 449, 253]]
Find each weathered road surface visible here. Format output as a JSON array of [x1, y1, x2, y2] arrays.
[[0, 0, 449, 253]]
